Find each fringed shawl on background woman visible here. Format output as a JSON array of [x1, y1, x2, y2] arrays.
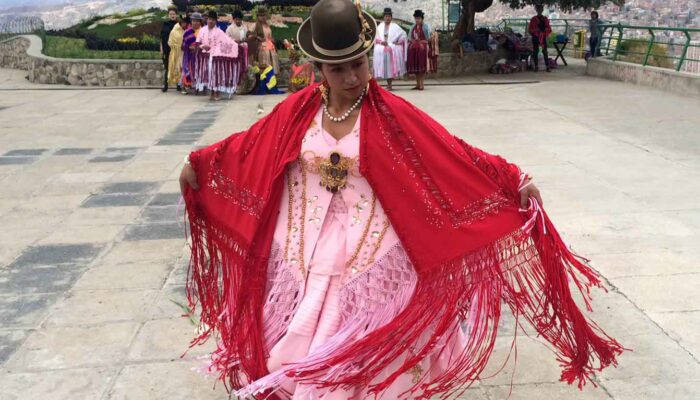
[[181, 26, 199, 88], [183, 79, 623, 399], [167, 23, 185, 85], [373, 22, 407, 79]]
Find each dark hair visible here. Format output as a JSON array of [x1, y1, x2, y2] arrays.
[[233, 10, 244, 19], [208, 11, 218, 20], [591, 11, 599, 18]]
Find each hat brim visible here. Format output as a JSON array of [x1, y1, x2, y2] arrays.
[[297, 11, 377, 65]]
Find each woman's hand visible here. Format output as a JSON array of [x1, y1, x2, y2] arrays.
[[179, 164, 199, 196], [519, 180, 543, 208]]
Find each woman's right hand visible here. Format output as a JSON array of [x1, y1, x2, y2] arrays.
[[179, 164, 199, 196]]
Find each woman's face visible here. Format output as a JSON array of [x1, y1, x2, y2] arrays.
[[320, 55, 370, 100], [193, 20, 202, 29], [414, 16, 423, 25], [259, 15, 267, 23]]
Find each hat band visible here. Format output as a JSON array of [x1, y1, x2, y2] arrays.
[[312, 36, 364, 57]]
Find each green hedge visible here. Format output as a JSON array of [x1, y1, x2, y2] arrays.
[[42, 36, 160, 59]]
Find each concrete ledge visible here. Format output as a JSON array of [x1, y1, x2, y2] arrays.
[[586, 57, 700, 98]]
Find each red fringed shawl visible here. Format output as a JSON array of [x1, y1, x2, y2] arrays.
[[183, 79, 623, 398]]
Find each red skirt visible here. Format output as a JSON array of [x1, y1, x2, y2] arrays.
[[407, 42, 428, 75]]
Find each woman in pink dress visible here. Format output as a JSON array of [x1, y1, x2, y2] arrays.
[[179, 0, 623, 398]]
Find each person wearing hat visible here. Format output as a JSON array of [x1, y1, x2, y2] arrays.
[[178, 0, 623, 397], [250, 7, 280, 77], [167, 15, 189, 92], [226, 10, 248, 45], [226, 10, 250, 90], [181, 13, 202, 94], [372, 7, 406, 91], [160, 7, 178, 92], [197, 10, 240, 100], [407, 9, 432, 90]]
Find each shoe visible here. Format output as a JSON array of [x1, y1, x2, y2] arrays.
[[161, 83, 168, 92], [176, 84, 182, 92]]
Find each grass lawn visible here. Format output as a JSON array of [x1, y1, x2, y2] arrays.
[[272, 23, 301, 43], [43, 36, 160, 60], [71, 11, 166, 39]]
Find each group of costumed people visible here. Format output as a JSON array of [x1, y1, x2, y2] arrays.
[[178, 0, 624, 398], [162, 8, 283, 100], [373, 8, 439, 91]]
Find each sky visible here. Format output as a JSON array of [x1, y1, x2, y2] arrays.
[[0, 1, 84, 11]]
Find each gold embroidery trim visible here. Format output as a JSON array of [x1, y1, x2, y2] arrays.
[[284, 159, 308, 278], [286, 156, 390, 278]]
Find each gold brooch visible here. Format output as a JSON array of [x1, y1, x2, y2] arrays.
[[303, 151, 356, 193]]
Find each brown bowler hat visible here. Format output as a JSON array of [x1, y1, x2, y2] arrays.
[[297, 0, 377, 64]]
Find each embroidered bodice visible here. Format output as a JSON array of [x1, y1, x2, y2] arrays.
[[272, 107, 402, 284]]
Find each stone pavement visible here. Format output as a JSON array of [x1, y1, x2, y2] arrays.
[[0, 65, 698, 400]]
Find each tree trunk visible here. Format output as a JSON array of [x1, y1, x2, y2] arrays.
[[452, 0, 494, 41], [452, 1, 476, 40]]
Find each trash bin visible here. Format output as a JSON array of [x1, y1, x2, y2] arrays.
[[573, 30, 586, 58]]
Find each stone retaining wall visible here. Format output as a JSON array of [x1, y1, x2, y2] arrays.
[[0, 36, 31, 70], [0, 35, 164, 87], [1, 35, 505, 87], [30, 58, 163, 86], [432, 50, 506, 78]]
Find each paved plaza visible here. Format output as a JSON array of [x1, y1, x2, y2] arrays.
[[0, 64, 698, 399]]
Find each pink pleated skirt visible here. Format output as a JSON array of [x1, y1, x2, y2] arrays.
[[264, 194, 466, 399]]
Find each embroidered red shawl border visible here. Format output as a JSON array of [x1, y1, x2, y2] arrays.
[[183, 80, 623, 398]]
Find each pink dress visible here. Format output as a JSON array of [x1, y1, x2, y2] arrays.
[[234, 108, 466, 399]]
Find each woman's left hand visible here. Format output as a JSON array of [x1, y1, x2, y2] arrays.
[[519, 181, 543, 208]]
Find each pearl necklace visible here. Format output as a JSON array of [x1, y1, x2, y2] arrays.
[[323, 89, 365, 123]]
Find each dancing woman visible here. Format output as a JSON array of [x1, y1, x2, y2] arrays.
[[179, 0, 623, 398]]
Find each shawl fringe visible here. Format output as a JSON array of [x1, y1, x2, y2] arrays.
[[182, 81, 624, 398], [186, 203, 624, 397]]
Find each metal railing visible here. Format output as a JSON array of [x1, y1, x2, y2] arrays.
[[495, 17, 700, 73], [599, 24, 700, 72]]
